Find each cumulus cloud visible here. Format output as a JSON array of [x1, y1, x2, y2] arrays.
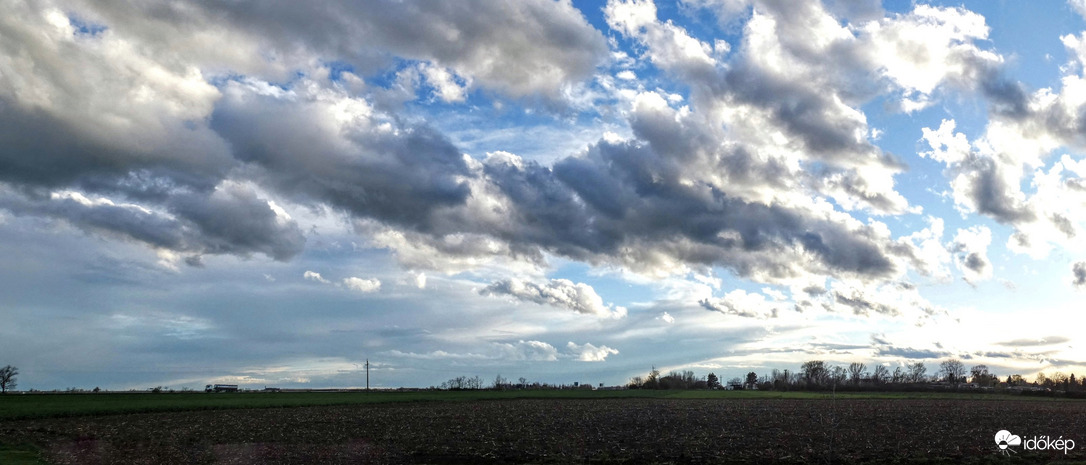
[[342, 277, 381, 293], [605, 0, 719, 81], [0, 183, 305, 263], [0, 0, 607, 268], [303, 271, 330, 284], [1072, 0, 1086, 19], [784, 280, 946, 325], [212, 79, 473, 233], [914, 30, 1086, 262], [0, 0, 1056, 334], [0, 0, 954, 294], [159, 0, 607, 101], [305, 271, 381, 293], [951, 226, 993, 284], [418, 62, 472, 103], [1073, 262, 1086, 288], [893, 217, 952, 280], [0, 3, 232, 190], [699, 289, 783, 319], [481, 278, 627, 319], [566, 341, 619, 362], [920, 120, 1035, 225], [500, 340, 560, 362]]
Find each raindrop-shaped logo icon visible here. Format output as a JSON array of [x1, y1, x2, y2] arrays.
[[995, 430, 1021, 455]]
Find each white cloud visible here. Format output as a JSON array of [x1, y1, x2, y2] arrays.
[[605, 0, 718, 80], [419, 62, 472, 103], [481, 278, 628, 319], [862, 5, 994, 100], [700, 289, 784, 319], [303, 271, 330, 284], [1071, 0, 1086, 20], [566, 341, 619, 362], [951, 226, 993, 284], [342, 277, 381, 293], [921, 120, 972, 165]]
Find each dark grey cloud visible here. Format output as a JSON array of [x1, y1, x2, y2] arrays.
[[0, 0, 914, 284], [961, 253, 986, 273], [1074, 262, 1086, 288], [0, 107, 227, 192], [169, 184, 306, 261], [875, 346, 947, 359], [722, 63, 894, 170], [1051, 214, 1076, 238], [80, 0, 608, 101], [0, 183, 305, 262], [832, 290, 898, 316], [550, 140, 897, 279], [210, 85, 471, 233], [959, 155, 1035, 224]]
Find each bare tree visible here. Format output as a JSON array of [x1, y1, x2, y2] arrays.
[[830, 365, 847, 386], [801, 360, 828, 388], [847, 363, 867, 385], [871, 365, 889, 384], [938, 359, 965, 383], [0, 365, 16, 393], [907, 362, 927, 383]]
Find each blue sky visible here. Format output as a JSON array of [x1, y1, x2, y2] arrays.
[[3, 0, 1086, 390]]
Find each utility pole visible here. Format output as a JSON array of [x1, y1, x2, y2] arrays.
[[365, 359, 369, 391]]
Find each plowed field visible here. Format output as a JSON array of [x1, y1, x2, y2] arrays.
[[4, 398, 1085, 464]]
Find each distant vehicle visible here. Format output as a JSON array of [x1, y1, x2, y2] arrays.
[[205, 384, 239, 392]]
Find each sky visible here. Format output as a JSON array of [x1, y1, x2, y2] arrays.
[[4, 0, 1086, 391]]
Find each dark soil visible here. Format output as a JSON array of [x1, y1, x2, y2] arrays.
[[3, 398, 1085, 464]]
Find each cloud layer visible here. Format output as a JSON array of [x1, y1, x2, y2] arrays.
[[4, 0, 1086, 390]]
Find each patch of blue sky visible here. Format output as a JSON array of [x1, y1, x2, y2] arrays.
[[547, 260, 656, 306], [323, 60, 357, 83], [982, 0, 1081, 90], [67, 13, 107, 37], [410, 92, 624, 164]]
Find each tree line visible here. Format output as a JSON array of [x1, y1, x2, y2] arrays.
[[627, 359, 1086, 393]]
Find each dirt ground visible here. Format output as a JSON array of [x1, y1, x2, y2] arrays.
[[4, 398, 1085, 464]]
